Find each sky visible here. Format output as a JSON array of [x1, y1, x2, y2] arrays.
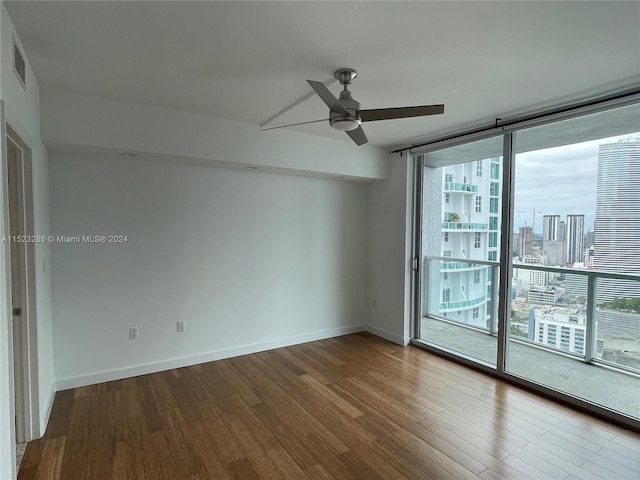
[[513, 133, 639, 233]]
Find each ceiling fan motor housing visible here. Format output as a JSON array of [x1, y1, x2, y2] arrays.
[[330, 90, 361, 131]]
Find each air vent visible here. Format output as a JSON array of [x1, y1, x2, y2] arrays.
[[13, 36, 26, 89]]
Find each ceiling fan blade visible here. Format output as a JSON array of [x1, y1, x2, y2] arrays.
[[346, 126, 368, 146], [307, 80, 350, 115], [260, 118, 328, 131], [359, 104, 445, 122]]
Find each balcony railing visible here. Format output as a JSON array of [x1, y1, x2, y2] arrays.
[[444, 182, 478, 193], [441, 261, 486, 271], [424, 256, 640, 376], [441, 222, 488, 231], [440, 294, 487, 311], [510, 263, 640, 374]]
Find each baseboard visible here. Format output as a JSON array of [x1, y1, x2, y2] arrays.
[[40, 380, 57, 437], [365, 324, 409, 346], [55, 324, 367, 390]]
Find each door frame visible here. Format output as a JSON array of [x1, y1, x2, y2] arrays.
[[3, 110, 40, 445]]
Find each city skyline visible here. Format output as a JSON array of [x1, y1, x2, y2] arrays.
[[513, 133, 640, 232]]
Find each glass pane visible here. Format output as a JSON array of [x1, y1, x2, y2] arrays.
[[509, 104, 640, 420], [596, 278, 640, 373], [419, 136, 503, 366], [421, 259, 499, 365], [511, 267, 587, 356]]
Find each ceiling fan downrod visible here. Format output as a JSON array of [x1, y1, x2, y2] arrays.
[[330, 68, 361, 132]]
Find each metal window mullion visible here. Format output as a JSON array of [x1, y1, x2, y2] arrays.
[[490, 265, 499, 336], [497, 132, 516, 373], [585, 274, 598, 363], [411, 154, 424, 340]]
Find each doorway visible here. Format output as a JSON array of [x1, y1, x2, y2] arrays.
[[5, 123, 39, 462]]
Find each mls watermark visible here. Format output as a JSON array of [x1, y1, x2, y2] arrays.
[[1, 235, 129, 244]]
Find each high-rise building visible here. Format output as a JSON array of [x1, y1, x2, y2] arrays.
[[543, 214, 566, 265], [543, 214, 562, 241], [435, 157, 501, 328], [518, 226, 534, 256], [565, 272, 588, 297], [593, 140, 640, 301], [566, 214, 585, 265], [585, 229, 595, 248], [584, 246, 595, 269]]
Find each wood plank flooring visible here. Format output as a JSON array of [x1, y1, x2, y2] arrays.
[[18, 333, 640, 480]]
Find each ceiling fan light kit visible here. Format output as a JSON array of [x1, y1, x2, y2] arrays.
[[265, 67, 444, 146], [329, 114, 361, 131]]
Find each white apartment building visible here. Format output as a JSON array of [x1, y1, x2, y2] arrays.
[[527, 286, 564, 304], [513, 256, 547, 286], [531, 308, 587, 355], [514, 266, 548, 287], [438, 157, 501, 328]]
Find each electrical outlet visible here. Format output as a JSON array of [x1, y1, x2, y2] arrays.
[[129, 327, 138, 340], [177, 321, 185, 333]]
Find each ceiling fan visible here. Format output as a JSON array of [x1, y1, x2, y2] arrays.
[[263, 68, 444, 146]]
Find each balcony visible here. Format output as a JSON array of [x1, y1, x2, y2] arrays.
[[444, 182, 478, 194], [421, 258, 640, 421], [420, 316, 639, 421], [441, 222, 488, 231]]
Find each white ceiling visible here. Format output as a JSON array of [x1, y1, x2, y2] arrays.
[[5, 1, 640, 148]]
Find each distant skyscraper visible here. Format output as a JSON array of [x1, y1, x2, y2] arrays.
[[593, 140, 640, 301], [518, 226, 534, 256], [585, 229, 595, 248], [566, 214, 585, 264], [543, 214, 566, 265], [543, 215, 561, 241]]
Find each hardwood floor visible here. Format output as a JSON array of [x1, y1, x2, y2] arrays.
[[18, 333, 640, 480]]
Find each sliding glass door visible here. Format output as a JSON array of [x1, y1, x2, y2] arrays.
[[414, 98, 640, 424], [418, 136, 503, 366]]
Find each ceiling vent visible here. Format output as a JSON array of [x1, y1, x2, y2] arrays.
[[13, 36, 26, 89]]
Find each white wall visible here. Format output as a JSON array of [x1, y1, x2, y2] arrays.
[[366, 154, 414, 345], [0, 3, 54, 479], [30, 142, 53, 432], [51, 152, 368, 387], [39, 87, 390, 388]]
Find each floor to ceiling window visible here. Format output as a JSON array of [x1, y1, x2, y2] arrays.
[[419, 136, 503, 366], [413, 96, 640, 425]]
